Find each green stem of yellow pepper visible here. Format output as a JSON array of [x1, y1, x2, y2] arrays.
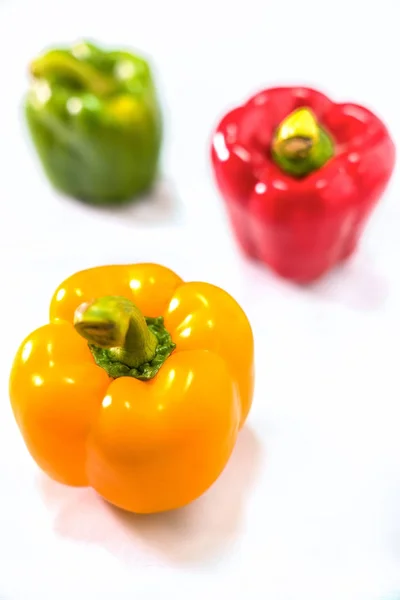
[[30, 50, 118, 97], [74, 296, 175, 380], [74, 296, 157, 366]]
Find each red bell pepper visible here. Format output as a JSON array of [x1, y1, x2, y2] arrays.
[[211, 86, 395, 283]]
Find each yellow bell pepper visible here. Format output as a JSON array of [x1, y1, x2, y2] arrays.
[[9, 263, 254, 513]]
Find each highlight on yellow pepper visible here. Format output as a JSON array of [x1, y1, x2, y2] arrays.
[[9, 263, 254, 514]]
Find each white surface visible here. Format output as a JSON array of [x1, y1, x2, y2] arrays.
[[0, 0, 400, 598]]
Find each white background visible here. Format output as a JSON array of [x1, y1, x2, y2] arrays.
[[0, 0, 400, 598]]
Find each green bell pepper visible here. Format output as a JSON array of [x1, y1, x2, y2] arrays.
[[25, 40, 162, 204]]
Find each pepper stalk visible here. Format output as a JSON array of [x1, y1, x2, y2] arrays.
[[30, 50, 118, 97], [271, 107, 335, 177], [74, 296, 175, 380]]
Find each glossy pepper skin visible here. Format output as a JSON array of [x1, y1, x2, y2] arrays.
[[211, 87, 395, 283], [25, 40, 162, 204], [9, 264, 254, 514]]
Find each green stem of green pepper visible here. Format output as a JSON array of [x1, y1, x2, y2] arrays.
[[30, 50, 118, 97], [271, 108, 334, 177]]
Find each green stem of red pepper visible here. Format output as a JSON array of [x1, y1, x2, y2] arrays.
[[271, 108, 335, 177], [74, 296, 175, 380]]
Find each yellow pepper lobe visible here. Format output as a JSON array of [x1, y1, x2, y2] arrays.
[[272, 107, 319, 159]]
